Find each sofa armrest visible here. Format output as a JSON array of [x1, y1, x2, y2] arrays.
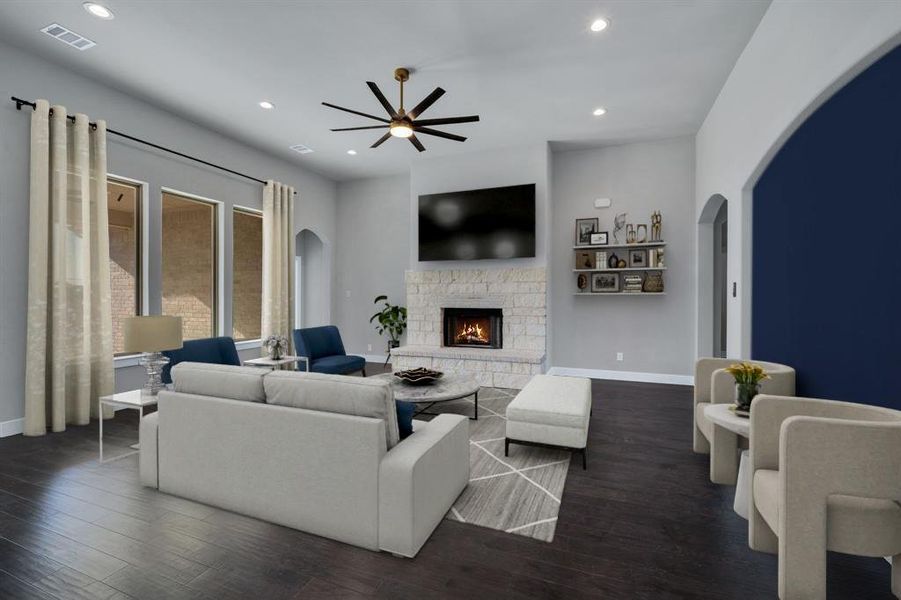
[[378, 414, 469, 557], [139, 411, 159, 488]]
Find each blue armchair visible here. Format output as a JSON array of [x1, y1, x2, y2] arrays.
[[161, 336, 241, 384], [293, 326, 366, 376]]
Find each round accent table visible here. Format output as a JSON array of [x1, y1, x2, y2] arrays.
[[372, 372, 481, 420], [703, 403, 751, 519]]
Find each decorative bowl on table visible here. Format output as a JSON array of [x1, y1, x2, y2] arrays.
[[393, 368, 444, 386]]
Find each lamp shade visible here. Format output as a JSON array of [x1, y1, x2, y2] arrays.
[[123, 316, 183, 353]]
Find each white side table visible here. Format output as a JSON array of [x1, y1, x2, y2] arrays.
[[98, 390, 158, 464], [243, 355, 309, 371], [703, 403, 751, 519]]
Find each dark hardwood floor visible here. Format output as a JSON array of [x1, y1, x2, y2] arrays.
[[0, 366, 893, 599]]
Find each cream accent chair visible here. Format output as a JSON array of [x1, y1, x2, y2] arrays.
[[749, 395, 901, 599], [693, 358, 795, 484]]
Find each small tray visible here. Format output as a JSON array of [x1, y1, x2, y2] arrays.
[[729, 405, 751, 418], [394, 368, 444, 386]]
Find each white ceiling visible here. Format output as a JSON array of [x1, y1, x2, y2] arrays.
[[0, 1, 769, 181]]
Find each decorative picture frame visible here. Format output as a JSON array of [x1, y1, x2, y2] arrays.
[[575, 251, 595, 270], [629, 249, 648, 268], [591, 272, 620, 293], [589, 232, 608, 245], [575, 218, 599, 246]]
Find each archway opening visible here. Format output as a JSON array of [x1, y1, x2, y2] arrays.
[[697, 194, 728, 359], [295, 229, 329, 328]]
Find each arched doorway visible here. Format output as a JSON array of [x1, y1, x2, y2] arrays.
[[697, 194, 728, 358], [295, 229, 330, 328]]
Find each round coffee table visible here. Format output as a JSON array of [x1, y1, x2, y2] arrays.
[[373, 372, 481, 420]]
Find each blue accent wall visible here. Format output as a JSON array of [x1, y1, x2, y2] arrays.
[[753, 45, 901, 410]]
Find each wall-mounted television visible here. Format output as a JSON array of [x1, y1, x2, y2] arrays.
[[418, 183, 536, 261]]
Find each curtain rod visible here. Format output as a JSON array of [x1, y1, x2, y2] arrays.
[[11, 96, 296, 194]]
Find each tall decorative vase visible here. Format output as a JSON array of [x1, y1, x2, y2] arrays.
[[269, 345, 283, 360], [734, 383, 760, 412]]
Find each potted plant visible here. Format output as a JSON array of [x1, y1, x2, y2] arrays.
[[369, 295, 407, 356], [263, 334, 289, 360], [725, 362, 770, 413]]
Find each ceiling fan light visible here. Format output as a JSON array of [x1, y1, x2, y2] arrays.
[[390, 122, 414, 138]]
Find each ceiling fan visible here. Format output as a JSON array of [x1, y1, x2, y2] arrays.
[[322, 67, 479, 152]]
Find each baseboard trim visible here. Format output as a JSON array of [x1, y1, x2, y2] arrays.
[[0, 418, 24, 438], [547, 366, 694, 386]]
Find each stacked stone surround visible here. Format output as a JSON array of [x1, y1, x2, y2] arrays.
[[392, 267, 547, 389]]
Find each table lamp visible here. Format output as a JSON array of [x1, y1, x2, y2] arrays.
[[123, 316, 183, 395]]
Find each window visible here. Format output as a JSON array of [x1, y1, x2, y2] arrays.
[[108, 178, 142, 354], [232, 208, 263, 341], [161, 191, 218, 340]]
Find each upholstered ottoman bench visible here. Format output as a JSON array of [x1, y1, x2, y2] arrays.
[[504, 374, 592, 469]]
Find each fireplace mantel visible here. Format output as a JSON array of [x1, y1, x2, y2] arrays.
[[392, 267, 547, 388]]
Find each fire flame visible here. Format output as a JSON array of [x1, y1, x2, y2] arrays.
[[456, 322, 489, 344]]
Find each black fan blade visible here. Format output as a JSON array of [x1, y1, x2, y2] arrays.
[[412, 115, 480, 126], [330, 125, 390, 131], [371, 131, 392, 148], [408, 87, 445, 119], [414, 126, 466, 142], [408, 134, 426, 152], [322, 102, 390, 123], [366, 82, 397, 117]]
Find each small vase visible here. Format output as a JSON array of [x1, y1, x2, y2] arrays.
[[734, 383, 759, 412], [269, 346, 283, 361]]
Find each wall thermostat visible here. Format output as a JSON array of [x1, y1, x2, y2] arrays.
[[594, 198, 612, 209]]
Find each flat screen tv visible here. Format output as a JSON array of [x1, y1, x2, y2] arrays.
[[418, 183, 536, 261]]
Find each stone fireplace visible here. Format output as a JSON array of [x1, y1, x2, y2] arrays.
[[443, 308, 503, 349], [391, 267, 546, 389]]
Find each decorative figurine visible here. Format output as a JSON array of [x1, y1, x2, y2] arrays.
[[613, 213, 627, 244], [636, 224, 648, 243], [577, 273, 588, 291], [650, 211, 663, 242]]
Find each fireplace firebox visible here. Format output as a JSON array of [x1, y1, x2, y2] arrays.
[[443, 308, 503, 349]]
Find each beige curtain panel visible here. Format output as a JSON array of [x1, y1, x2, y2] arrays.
[[24, 100, 114, 436], [262, 180, 295, 350]]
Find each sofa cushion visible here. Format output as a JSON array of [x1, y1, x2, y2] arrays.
[[264, 371, 400, 448], [506, 374, 591, 429], [311, 354, 366, 375], [171, 362, 267, 402]]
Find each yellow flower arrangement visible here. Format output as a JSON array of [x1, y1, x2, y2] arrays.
[[725, 362, 770, 386]]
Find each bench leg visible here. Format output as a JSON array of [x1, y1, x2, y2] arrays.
[[581, 447, 587, 470], [504, 437, 510, 457]]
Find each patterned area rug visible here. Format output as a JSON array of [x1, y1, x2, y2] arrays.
[[416, 387, 571, 542]]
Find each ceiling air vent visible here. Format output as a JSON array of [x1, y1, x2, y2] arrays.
[[41, 23, 96, 51], [289, 144, 314, 155]]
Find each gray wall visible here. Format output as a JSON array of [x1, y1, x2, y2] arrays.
[[550, 137, 696, 376], [0, 40, 337, 424], [409, 143, 551, 270], [334, 174, 411, 357]]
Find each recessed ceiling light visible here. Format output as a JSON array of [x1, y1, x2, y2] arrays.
[[593, 107, 607, 116], [590, 18, 609, 32], [346, 149, 357, 155], [83, 3, 114, 19], [258, 101, 275, 110]]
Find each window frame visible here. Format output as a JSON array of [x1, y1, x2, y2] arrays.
[[232, 205, 263, 344], [160, 187, 225, 339], [108, 174, 149, 361]]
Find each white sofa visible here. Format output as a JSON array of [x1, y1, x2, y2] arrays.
[[139, 362, 469, 558]]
